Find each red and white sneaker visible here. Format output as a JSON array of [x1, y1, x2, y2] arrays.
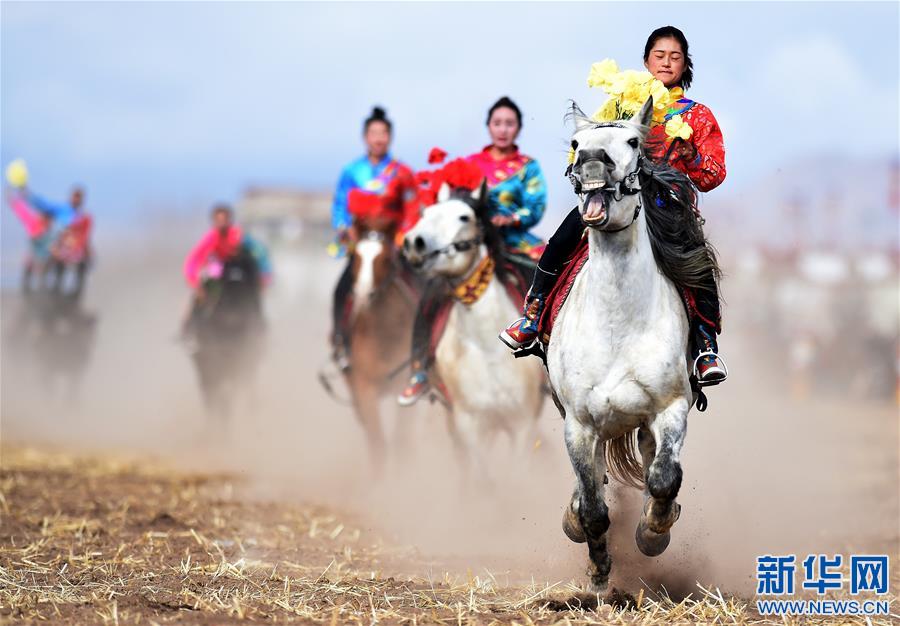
[[499, 316, 540, 350], [397, 372, 430, 407], [693, 352, 728, 386], [499, 295, 544, 351]]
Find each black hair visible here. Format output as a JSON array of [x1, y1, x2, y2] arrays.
[[644, 26, 694, 90], [211, 203, 233, 219], [364, 106, 392, 133], [486, 96, 522, 128]]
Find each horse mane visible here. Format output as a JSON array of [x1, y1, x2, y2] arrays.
[[638, 155, 722, 301]]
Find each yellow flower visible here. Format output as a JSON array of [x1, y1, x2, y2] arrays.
[[498, 190, 514, 206], [649, 79, 671, 109], [587, 58, 618, 88], [5, 158, 28, 188], [664, 114, 693, 141], [592, 97, 619, 122]]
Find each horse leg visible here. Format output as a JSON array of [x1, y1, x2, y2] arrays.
[[452, 410, 493, 488], [350, 377, 387, 475], [635, 399, 688, 557], [555, 401, 586, 543], [564, 414, 611, 593]]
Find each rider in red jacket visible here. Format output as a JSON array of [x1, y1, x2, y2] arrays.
[[501, 26, 728, 387]]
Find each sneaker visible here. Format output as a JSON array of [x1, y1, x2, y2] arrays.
[[499, 316, 539, 350], [694, 352, 727, 386], [397, 372, 429, 407]]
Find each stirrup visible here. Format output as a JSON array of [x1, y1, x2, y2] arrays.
[[498, 326, 537, 351], [331, 347, 351, 373], [397, 372, 429, 407], [692, 351, 728, 387]]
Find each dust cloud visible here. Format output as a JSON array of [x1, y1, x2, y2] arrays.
[[2, 219, 897, 600]]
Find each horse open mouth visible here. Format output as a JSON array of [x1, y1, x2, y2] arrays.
[[581, 190, 609, 227]]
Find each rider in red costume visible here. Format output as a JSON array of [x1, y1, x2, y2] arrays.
[[500, 25, 728, 386]]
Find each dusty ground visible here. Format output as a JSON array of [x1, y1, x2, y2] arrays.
[[9, 445, 889, 626], [1, 234, 898, 624]]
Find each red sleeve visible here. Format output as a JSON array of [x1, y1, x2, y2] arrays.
[[684, 104, 726, 192], [183, 230, 215, 288]]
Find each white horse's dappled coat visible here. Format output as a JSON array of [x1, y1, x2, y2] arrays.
[[549, 99, 694, 592], [403, 187, 544, 470]]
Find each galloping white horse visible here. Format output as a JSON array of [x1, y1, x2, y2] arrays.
[[402, 183, 544, 472], [549, 98, 716, 592]]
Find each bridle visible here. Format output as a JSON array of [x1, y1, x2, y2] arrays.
[[420, 233, 482, 262], [572, 155, 645, 233]]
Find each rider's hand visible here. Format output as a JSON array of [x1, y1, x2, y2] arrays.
[[195, 285, 207, 302], [672, 139, 698, 163], [490, 214, 520, 229], [337, 227, 352, 244]]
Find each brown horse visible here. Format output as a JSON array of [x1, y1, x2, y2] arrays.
[[342, 215, 417, 471]]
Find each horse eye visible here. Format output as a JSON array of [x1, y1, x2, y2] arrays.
[[628, 138, 639, 148], [459, 215, 471, 223]]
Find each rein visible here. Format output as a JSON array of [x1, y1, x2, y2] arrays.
[[421, 234, 483, 261]]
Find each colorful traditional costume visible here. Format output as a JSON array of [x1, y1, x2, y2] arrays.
[[465, 146, 547, 260], [331, 154, 420, 238]]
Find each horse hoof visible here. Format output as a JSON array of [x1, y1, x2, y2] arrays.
[[587, 577, 609, 595], [635, 518, 671, 557], [562, 501, 586, 543]]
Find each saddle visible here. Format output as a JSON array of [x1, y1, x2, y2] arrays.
[[537, 235, 591, 344], [534, 235, 717, 342]]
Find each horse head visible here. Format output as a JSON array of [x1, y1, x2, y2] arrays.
[[567, 97, 652, 231], [350, 214, 399, 308], [401, 179, 489, 280]]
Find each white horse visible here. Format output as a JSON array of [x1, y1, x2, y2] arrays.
[[548, 98, 718, 592], [402, 182, 545, 473]]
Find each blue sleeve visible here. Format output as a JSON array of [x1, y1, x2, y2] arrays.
[[331, 167, 354, 231], [243, 234, 272, 279], [28, 192, 67, 218], [514, 160, 547, 229]]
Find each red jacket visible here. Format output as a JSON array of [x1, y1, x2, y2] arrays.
[[647, 101, 726, 193], [347, 161, 420, 235]]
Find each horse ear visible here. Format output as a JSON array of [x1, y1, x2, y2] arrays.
[[630, 96, 654, 134], [569, 101, 594, 132], [437, 182, 451, 203], [470, 179, 487, 203]]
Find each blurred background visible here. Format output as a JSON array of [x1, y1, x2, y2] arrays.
[[1, 1, 897, 596]]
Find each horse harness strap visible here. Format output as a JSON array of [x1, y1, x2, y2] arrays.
[[451, 255, 495, 305], [422, 235, 482, 261]]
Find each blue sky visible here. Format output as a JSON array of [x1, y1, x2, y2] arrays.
[[2, 1, 898, 236]]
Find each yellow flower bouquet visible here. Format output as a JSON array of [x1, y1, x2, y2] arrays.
[[587, 59, 683, 128]]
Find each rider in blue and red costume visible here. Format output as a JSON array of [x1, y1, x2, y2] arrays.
[[330, 106, 421, 371], [398, 96, 548, 405], [500, 26, 729, 386]]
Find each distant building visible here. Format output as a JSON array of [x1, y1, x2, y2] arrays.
[[236, 187, 332, 246]]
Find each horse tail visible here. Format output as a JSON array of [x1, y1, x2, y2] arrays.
[[604, 430, 644, 488]]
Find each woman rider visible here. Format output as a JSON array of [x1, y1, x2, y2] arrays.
[[398, 96, 548, 405], [500, 26, 728, 386], [330, 106, 420, 371]]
